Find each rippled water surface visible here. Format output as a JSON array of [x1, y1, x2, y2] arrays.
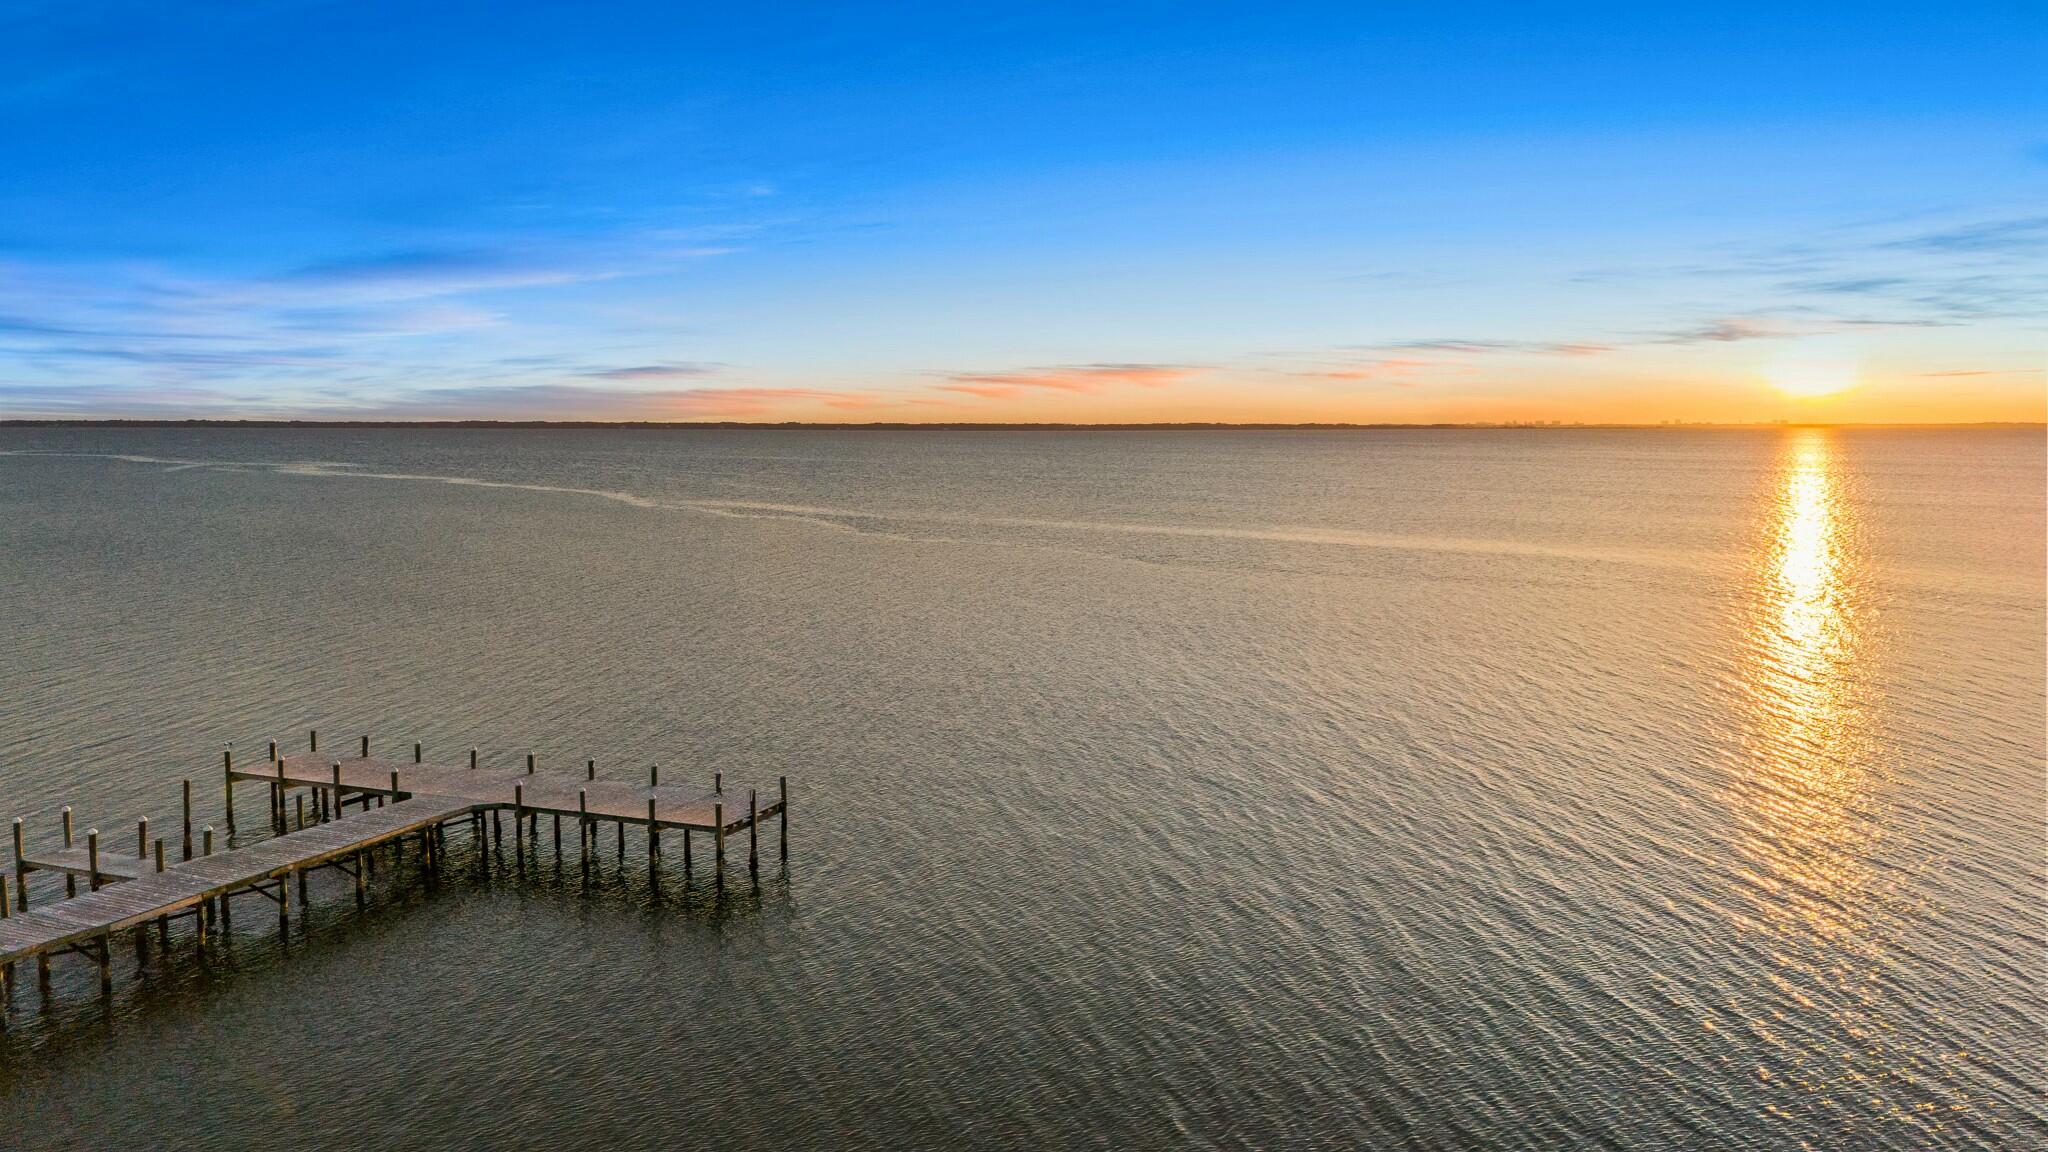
[[0, 427, 2041, 1150]]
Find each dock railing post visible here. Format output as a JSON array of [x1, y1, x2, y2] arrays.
[[61, 807, 76, 897], [11, 817, 26, 910], [181, 779, 193, 861], [86, 829, 100, 892], [223, 748, 236, 836], [713, 803, 725, 893]]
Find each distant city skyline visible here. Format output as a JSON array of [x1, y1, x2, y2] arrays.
[[1, 3, 2042, 423]]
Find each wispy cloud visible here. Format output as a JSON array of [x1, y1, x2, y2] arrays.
[[1348, 339, 1611, 357], [578, 362, 719, 381], [1878, 215, 2048, 255], [935, 362, 1196, 400]]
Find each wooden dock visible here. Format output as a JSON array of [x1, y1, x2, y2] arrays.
[[1, 732, 787, 1006]]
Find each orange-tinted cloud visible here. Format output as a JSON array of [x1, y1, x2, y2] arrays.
[[940, 362, 1195, 398]]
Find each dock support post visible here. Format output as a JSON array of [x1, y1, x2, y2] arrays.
[[331, 763, 343, 824], [279, 872, 291, 933], [577, 790, 590, 876], [223, 747, 236, 837], [181, 779, 193, 860], [713, 803, 725, 893], [749, 789, 758, 878], [274, 759, 287, 835], [390, 769, 402, 803], [154, 840, 169, 950], [1, 875, 12, 1001], [647, 797, 659, 865], [492, 809, 502, 856], [11, 817, 25, 910], [683, 827, 691, 873], [86, 829, 100, 892], [62, 807, 76, 896], [202, 826, 215, 930], [552, 812, 561, 859], [514, 784, 526, 870], [780, 776, 789, 862]]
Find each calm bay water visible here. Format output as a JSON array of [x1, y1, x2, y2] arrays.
[[0, 427, 2040, 1150]]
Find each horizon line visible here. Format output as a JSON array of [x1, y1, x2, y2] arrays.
[[1, 419, 2042, 431]]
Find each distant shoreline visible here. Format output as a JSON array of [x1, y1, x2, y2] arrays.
[[2, 419, 2039, 431]]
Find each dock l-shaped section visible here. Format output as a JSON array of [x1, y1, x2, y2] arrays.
[[2, 733, 789, 1007]]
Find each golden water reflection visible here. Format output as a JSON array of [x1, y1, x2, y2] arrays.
[[1736, 428, 1877, 946]]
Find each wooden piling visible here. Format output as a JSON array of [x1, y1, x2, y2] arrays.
[[331, 762, 343, 823], [86, 829, 100, 892], [361, 735, 369, 759], [749, 788, 758, 875], [11, 818, 25, 910], [779, 776, 789, 861], [514, 783, 525, 855], [309, 729, 317, 753], [154, 840, 169, 949], [714, 770, 722, 794], [586, 758, 595, 781], [577, 789, 589, 860], [274, 757, 287, 834], [713, 803, 725, 892], [61, 807, 76, 897], [136, 816, 148, 860], [647, 797, 659, 863], [223, 748, 236, 835], [414, 741, 423, 764], [526, 753, 535, 775], [469, 747, 478, 770], [390, 769, 401, 801], [181, 779, 193, 860]]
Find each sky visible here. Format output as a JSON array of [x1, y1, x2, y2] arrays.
[[0, 1, 2042, 423]]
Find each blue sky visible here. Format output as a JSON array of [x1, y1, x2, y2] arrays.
[[1, 1, 2042, 421]]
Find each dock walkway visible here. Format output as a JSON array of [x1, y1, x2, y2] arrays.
[[2, 732, 788, 1005]]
